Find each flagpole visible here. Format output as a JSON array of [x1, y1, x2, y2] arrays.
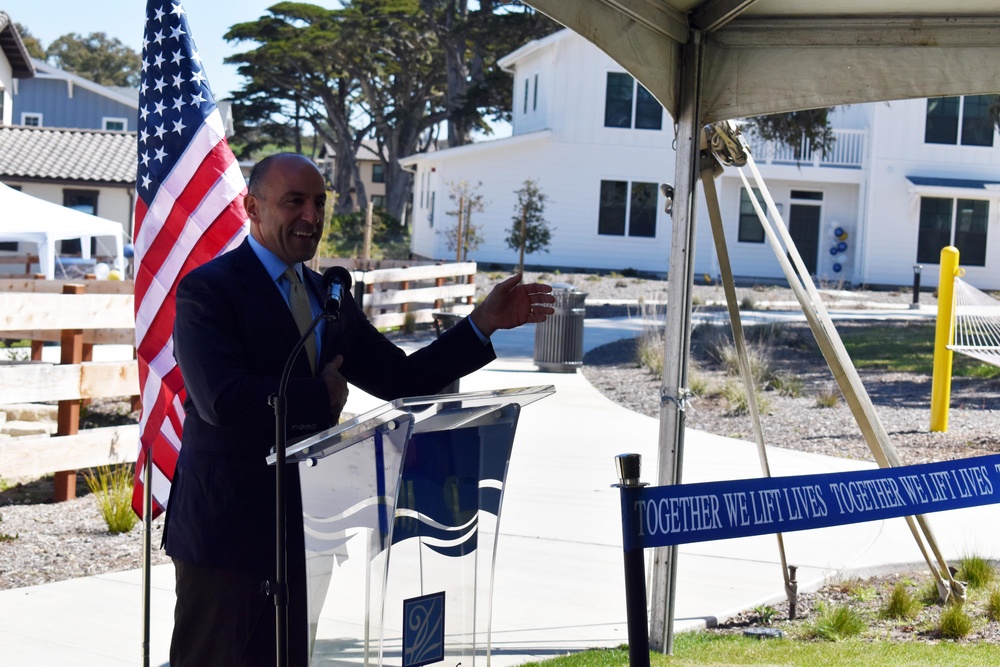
[[142, 448, 153, 667]]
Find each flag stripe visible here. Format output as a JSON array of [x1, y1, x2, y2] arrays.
[[133, 1, 249, 518]]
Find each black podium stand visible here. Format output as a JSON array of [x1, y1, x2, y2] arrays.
[[268, 385, 554, 667]]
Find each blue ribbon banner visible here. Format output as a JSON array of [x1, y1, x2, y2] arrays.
[[621, 454, 1000, 550]]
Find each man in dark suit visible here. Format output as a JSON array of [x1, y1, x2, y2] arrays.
[[165, 152, 554, 666]]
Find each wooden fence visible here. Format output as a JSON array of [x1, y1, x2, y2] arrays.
[[0, 261, 476, 489]]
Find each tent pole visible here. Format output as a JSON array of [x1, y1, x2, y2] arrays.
[[649, 30, 704, 655]]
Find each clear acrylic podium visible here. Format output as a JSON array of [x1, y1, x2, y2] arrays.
[[270, 385, 554, 667]]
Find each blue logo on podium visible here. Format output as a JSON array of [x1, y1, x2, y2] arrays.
[[403, 591, 445, 667]]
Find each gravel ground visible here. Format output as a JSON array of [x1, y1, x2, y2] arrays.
[[2, 271, 997, 643]]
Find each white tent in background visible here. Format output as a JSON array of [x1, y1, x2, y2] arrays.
[[0, 182, 125, 279]]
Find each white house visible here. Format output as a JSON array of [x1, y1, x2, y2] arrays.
[[403, 29, 1000, 290]]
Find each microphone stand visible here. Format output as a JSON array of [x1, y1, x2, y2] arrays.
[[269, 308, 338, 667]]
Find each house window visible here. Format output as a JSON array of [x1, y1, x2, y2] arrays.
[[61, 190, 99, 254], [598, 180, 657, 237], [21, 112, 42, 127], [372, 162, 385, 184], [533, 73, 539, 111], [916, 197, 989, 267], [604, 73, 662, 130], [738, 188, 765, 243], [371, 195, 385, 208], [103, 117, 127, 131], [925, 95, 995, 147], [523, 78, 530, 115]]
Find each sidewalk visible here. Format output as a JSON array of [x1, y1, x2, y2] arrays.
[[1, 307, 987, 667]]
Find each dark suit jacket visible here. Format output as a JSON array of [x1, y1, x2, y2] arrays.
[[164, 239, 495, 578]]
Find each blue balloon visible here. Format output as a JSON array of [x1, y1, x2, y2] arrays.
[[830, 246, 839, 255], [123, 243, 135, 258], [837, 241, 848, 252], [834, 227, 845, 238], [833, 263, 842, 272]]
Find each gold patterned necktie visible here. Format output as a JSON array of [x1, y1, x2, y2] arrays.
[[283, 266, 316, 373]]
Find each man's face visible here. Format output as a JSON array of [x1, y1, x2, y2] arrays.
[[245, 155, 327, 266]]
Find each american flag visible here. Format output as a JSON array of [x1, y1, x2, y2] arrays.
[[132, 0, 248, 517]]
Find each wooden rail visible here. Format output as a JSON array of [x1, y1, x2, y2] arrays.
[[336, 261, 478, 329], [0, 261, 477, 487]]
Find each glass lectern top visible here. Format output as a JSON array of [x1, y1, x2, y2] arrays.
[[268, 384, 555, 465]]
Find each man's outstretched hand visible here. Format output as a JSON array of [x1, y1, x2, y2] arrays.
[[470, 273, 556, 338]]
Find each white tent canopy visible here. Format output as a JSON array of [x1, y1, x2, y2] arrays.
[[0, 181, 125, 279], [524, 1, 1000, 124], [522, 0, 1000, 654]]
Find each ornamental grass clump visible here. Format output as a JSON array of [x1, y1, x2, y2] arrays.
[[84, 464, 138, 534], [938, 602, 973, 639], [956, 555, 995, 589], [806, 603, 866, 641], [880, 582, 922, 620], [986, 586, 1000, 622]]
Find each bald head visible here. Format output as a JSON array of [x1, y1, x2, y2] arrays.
[[248, 153, 322, 197]]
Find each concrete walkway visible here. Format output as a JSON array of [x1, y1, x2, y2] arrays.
[[3, 304, 991, 667]]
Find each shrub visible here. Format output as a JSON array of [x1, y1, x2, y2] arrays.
[[815, 385, 840, 408], [687, 369, 711, 398], [754, 604, 778, 625], [986, 586, 1000, 622], [880, 582, 921, 620], [402, 312, 418, 335], [806, 603, 866, 641], [720, 380, 770, 417], [956, 555, 995, 589], [771, 372, 803, 398], [938, 603, 973, 639], [84, 464, 138, 534], [0, 513, 16, 543]]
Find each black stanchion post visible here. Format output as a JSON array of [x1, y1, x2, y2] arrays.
[[911, 264, 922, 310], [615, 453, 650, 667]]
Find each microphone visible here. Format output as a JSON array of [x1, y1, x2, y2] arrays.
[[322, 266, 353, 315]]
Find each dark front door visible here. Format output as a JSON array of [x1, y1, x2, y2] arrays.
[[788, 204, 821, 275]]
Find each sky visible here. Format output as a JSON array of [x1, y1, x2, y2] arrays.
[[2, 0, 320, 99]]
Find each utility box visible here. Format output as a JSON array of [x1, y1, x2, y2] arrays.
[[533, 285, 587, 373]]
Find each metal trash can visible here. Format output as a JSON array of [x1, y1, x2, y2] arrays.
[[534, 285, 587, 372]]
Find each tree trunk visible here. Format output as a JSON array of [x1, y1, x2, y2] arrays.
[[518, 204, 527, 273]]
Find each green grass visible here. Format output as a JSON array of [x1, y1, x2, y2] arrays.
[[83, 464, 138, 534], [518, 637, 1000, 667], [956, 555, 996, 589], [838, 323, 1000, 378]]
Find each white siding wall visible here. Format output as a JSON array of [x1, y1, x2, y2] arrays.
[[708, 177, 861, 284], [862, 98, 1000, 289], [0, 56, 12, 126], [410, 136, 676, 273]]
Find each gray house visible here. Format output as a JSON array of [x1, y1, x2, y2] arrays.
[[12, 58, 137, 131]]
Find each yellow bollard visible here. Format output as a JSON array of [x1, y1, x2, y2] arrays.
[[930, 246, 960, 432]]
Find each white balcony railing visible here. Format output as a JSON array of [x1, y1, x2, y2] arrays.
[[742, 128, 868, 169]]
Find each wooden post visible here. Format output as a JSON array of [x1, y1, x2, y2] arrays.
[[363, 201, 374, 261], [54, 283, 86, 502], [466, 272, 475, 306], [456, 196, 465, 263], [434, 277, 445, 309], [400, 280, 410, 314]]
